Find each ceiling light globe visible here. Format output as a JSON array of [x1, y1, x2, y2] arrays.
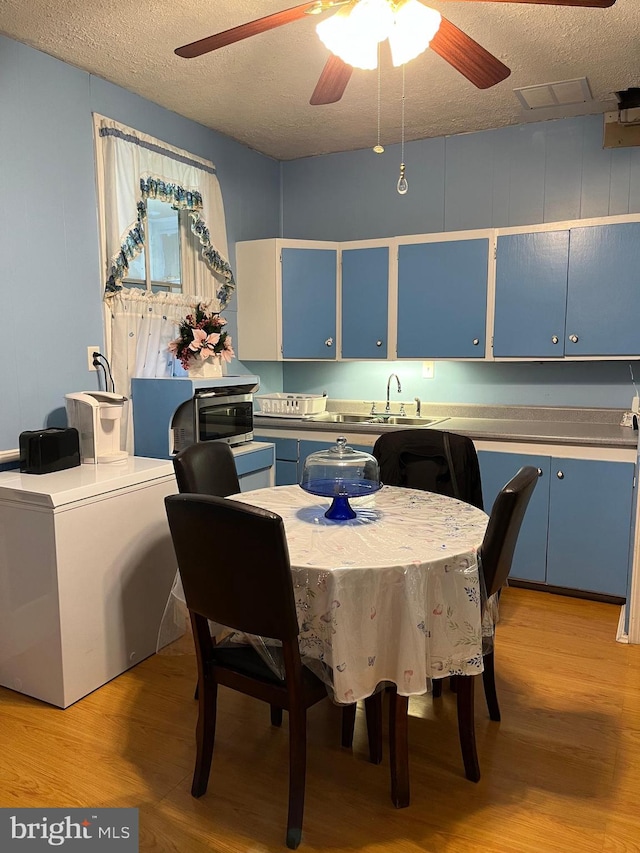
[[389, 1, 441, 68]]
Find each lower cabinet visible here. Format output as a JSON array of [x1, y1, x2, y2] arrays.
[[478, 450, 635, 599], [255, 436, 371, 485]]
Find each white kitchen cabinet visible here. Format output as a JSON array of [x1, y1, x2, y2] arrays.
[[236, 238, 339, 360], [478, 446, 635, 599], [0, 457, 180, 708]]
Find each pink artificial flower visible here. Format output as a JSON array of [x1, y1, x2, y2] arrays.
[[220, 336, 235, 362], [189, 328, 221, 357]]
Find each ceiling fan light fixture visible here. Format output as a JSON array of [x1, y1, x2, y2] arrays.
[[317, 0, 393, 71], [389, 1, 441, 68]]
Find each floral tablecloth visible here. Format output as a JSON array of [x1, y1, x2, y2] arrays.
[[230, 484, 490, 704]]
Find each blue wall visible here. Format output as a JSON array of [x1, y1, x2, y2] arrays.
[[276, 116, 640, 408], [0, 36, 281, 452], [3, 31, 640, 453]]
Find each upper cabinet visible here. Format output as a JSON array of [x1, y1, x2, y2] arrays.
[[236, 239, 338, 361], [494, 220, 640, 358], [341, 244, 390, 359], [396, 235, 490, 359]]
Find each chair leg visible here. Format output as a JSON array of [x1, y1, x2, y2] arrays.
[[388, 687, 410, 808], [432, 678, 443, 698], [341, 703, 357, 749], [191, 678, 217, 797], [271, 705, 284, 727], [482, 649, 501, 722], [286, 706, 307, 850], [364, 691, 384, 764], [455, 675, 480, 783]]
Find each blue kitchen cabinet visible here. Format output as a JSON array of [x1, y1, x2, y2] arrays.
[[546, 458, 634, 596], [478, 451, 549, 583], [282, 248, 337, 359], [255, 436, 299, 485], [397, 237, 489, 359], [478, 450, 634, 597], [341, 245, 389, 359], [494, 231, 569, 358], [566, 223, 640, 356], [494, 222, 640, 358]]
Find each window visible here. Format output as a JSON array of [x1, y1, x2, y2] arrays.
[[124, 198, 183, 293]]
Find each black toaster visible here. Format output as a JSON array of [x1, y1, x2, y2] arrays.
[[19, 427, 81, 474]]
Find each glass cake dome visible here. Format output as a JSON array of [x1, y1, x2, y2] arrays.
[[300, 436, 381, 520]]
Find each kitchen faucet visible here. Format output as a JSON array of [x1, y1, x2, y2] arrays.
[[385, 373, 402, 413]]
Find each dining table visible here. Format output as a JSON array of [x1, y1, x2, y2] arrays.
[[159, 481, 491, 808], [227, 483, 491, 705]]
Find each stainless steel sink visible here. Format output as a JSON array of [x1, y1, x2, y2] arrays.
[[308, 413, 448, 427]]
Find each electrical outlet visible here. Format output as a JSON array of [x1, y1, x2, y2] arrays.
[[87, 346, 99, 371], [422, 361, 435, 380]]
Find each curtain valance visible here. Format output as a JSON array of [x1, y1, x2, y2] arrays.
[[95, 114, 235, 308]]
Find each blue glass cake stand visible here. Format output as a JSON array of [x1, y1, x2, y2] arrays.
[[300, 478, 382, 521]]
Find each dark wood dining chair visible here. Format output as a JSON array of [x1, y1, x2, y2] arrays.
[[173, 440, 241, 497], [426, 465, 539, 785], [372, 428, 484, 510], [165, 493, 329, 849]]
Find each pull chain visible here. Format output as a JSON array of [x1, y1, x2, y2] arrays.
[[373, 43, 384, 154], [397, 64, 408, 195]]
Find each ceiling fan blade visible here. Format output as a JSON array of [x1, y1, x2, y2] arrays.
[[440, 1, 616, 6], [429, 17, 511, 90], [175, 2, 321, 58], [310, 55, 353, 105]]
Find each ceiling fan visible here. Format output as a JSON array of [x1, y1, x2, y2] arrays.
[[174, 0, 617, 106]]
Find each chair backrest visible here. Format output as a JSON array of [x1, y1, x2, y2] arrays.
[[373, 429, 484, 510], [165, 493, 300, 642], [480, 466, 539, 599], [173, 441, 240, 497]]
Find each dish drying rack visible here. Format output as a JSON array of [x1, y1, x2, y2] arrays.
[[256, 393, 327, 418]]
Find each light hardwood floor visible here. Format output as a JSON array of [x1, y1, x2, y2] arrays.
[[1, 587, 639, 853]]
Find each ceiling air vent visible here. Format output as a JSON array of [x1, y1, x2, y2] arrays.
[[514, 78, 593, 111]]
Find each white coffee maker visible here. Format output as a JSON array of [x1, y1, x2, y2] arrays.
[[65, 392, 128, 464]]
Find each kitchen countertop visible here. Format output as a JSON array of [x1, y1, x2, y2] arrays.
[[254, 402, 639, 449]]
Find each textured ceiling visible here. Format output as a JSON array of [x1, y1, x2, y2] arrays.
[[0, 0, 636, 160]]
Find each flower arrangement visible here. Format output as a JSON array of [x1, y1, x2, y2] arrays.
[[168, 302, 235, 370]]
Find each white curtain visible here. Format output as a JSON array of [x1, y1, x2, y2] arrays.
[[94, 114, 235, 453]]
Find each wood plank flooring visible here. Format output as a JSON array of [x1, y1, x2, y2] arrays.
[[1, 587, 639, 852]]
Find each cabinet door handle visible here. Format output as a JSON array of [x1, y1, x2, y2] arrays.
[[557, 470, 564, 479], [551, 335, 559, 344], [568, 334, 579, 343], [537, 468, 543, 477], [325, 337, 334, 347], [473, 338, 480, 346], [376, 340, 383, 347]]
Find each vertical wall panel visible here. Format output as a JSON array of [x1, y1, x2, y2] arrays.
[[506, 124, 547, 226], [542, 117, 583, 223], [609, 148, 631, 215], [489, 126, 514, 227], [444, 129, 498, 232], [629, 147, 640, 213], [580, 116, 613, 219]]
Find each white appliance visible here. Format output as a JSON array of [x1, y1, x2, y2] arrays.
[[65, 391, 128, 464], [0, 457, 181, 708]]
